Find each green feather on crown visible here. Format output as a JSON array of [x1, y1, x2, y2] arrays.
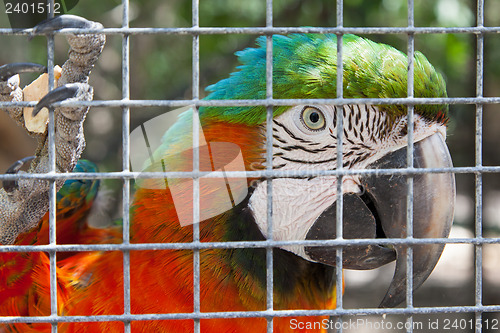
[[200, 34, 448, 125]]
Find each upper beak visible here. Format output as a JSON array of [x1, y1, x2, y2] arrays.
[[305, 132, 455, 308]]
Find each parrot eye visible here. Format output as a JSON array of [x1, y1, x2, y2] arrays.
[[300, 106, 326, 131]]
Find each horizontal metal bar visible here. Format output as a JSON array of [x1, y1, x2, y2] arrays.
[[1, 97, 500, 109], [3, 26, 500, 36], [0, 166, 498, 182], [0, 237, 497, 254], [1, 305, 500, 324]]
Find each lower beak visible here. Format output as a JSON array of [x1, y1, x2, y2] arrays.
[[305, 132, 455, 308]]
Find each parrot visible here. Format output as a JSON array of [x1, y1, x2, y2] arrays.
[[0, 15, 455, 333]]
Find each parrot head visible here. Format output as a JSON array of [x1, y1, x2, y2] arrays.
[[143, 34, 454, 308]]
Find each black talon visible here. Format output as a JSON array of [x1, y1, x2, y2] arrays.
[[3, 156, 36, 193], [5, 156, 35, 174], [32, 84, 81, 117], [0, 63, 47, 81], [32, 15, 99, 35]]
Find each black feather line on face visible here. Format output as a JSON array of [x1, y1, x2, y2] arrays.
[[273, 119, 313, 144], [277, 145, 327, 154], [272, 134, 288, 144], [279, 156, 337, 165]]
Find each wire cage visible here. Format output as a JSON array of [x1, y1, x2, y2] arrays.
[[0, 0, 499, 332]]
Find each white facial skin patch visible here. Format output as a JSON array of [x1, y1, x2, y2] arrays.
[[248, 104, 447, 261]]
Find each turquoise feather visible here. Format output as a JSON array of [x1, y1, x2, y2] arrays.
[[56, 160, 99, 213]]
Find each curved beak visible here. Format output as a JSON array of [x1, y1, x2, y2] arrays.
[[305, 132, 455, 307]]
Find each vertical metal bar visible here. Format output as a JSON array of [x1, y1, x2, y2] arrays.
[[46, 1, 57, 331], [121, 1, 132, 332], [265, 0, 274, 331], [192, 0, 201, 332], [406, 0, 415, 331], [335, 1, 344, 332], [474, 1, 484, 332]]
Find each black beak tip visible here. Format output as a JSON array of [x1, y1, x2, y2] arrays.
[[379, 298, 400, 309], [379, 286, 405, 308]]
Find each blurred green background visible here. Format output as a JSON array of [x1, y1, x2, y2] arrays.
[[1, 0, 500, 331]]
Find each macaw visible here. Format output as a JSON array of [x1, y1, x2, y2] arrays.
[[0, 15, 455, 333]]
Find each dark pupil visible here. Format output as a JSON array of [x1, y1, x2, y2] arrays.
[[309, 111, 320, 123]]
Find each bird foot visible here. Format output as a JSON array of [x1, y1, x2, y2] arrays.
[[0, 15, 105, 244]]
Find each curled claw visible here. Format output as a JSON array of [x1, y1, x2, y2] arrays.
[[32, 84, 81, 117], [2, 156, 36, 193], [0, 63, 47, 81], [5, 156, 36, 174], [32, 14, 103, 35]]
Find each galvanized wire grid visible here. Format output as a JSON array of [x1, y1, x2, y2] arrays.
[[0, 0, 498, 332]]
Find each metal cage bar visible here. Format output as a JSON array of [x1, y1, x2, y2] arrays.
[[191, 0, 201, 331], [335, 0, 344, 332], [3, 26, 500, 35], [0, 165, 499, 183], [265, 0, 274, 331], [44, 1, 57, 332], [0, 0, 498, 331], [120, 0, 132, 332], [405, 0, 415, 331], [474, 1, 485, 333], [3, 96, 500, 109]]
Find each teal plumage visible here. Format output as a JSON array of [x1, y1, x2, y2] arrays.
[[201, 34, 448, 125], [56, 160, 99, 216]]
